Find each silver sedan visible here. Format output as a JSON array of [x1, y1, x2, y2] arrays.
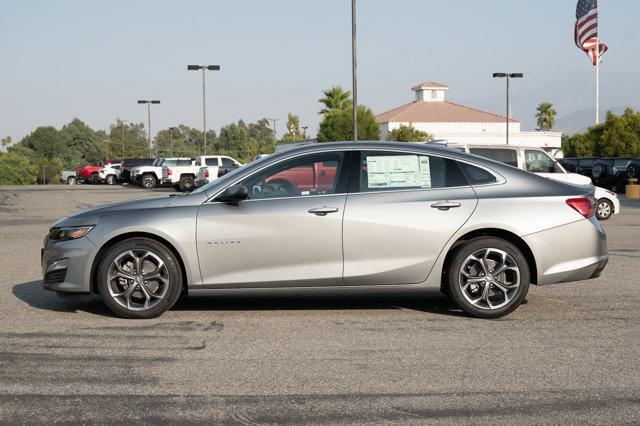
[[42, 142, 608, 319]]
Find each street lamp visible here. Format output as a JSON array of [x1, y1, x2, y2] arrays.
[[137, 100, 160, 157], [187, 64, 221, 156], [492, 73, 523, 145]]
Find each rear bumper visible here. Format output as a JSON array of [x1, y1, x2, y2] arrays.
[[524, 217, 608, 285]]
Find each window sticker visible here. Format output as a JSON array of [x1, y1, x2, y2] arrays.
[[366, 155, 431, 189]]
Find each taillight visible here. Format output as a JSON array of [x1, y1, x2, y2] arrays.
[[204, 170, 209, 178], [566, 197, 595, 219], [167, 168, 172, 176]]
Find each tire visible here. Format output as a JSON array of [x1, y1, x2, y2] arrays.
[[596, 198, 613, 221], [96, 238, 183, 319], [67, 177, 77, 185], [446, 237, 530, 319], [627, 163, 640, 180], [179, 176, 195, 192], [106, 175, 116, 185], [141, 174, 157, 189], [90, 172, 99, 184], [173, 183, 182, 192]]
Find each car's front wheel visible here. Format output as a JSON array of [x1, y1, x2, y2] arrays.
[[446, 237, 530, 319], [106, 175, 116, 185], [141, 174, 157, 189], [596, 198, 613, 221], [96, 238, 183, 319]]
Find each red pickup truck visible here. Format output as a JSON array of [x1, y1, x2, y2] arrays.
[[265, 162, 337, 196], [76, 162, 111, 184]]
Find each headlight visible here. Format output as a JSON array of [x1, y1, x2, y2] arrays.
[[48, 226, 94, 242]]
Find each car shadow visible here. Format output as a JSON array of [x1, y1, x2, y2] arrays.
[[13, 281, 466, 318]]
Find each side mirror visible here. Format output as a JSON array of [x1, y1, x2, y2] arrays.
[[215, 185, 248, 204]]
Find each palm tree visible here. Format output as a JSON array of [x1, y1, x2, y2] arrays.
[[319, 85, 352, 115], [535, 102, 557, 132]]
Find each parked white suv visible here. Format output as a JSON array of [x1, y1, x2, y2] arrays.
[[161, 158, 199, 192], [130, 158, 164, 189], [98, 163, 122, 185], [194, 155, 242, 187], [447, 144, 620, 220]]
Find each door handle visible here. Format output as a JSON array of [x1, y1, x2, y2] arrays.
[[431, 201, 461, 211], [308, 206, 339, 216]]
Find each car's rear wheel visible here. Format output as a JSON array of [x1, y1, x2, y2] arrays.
[[596, 198, 613, 221], [96, 238, 183, 319], [446, 237, 530, 319], [67, 177, 77, 185], [141, 174, 157, 189], [179, 176, 195, 192]]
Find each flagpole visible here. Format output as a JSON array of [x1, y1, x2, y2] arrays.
[[595, 0, 600, 125]]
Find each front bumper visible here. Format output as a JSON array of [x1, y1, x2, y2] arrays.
[[524, 216, 608, 285], [41, 236, 96, 294]]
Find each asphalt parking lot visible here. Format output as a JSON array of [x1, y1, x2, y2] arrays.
[[1, 185, 639, 423]]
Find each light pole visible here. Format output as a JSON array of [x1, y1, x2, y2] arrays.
[[187, 64, 221, 156], [137, 100, 160, 157], [302, 126, 308, 139], [351, 0, 358, 142], [267, 118, 280, 141], [492, 73, 523, 145]]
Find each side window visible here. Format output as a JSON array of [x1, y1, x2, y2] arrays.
[[614, 159, 628, 168], [524, 150, 556, 173], [206, 158, 220, 166], [359, 151, 467, 192], [579, 159, 594, 168], [164, 160, 176, 167], [241, 152, 346, 200], [469, 148, 518, 167], [458, 162, 497, 185], [177, 159, 192, 166], [221, 158, 235, 167]]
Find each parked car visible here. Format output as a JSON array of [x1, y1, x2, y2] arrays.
[[448, 144, 620, 221], [591, 158, 638, 192], [194, 155, 242, 187], [130, 158, 164, 189], [120, 158, 155, 184], [559, 157, 597, 182], [58, 171, 77, 185], [76, 163, 106, 184], [161, 158, 199, 192], [98, 163, 122, 185], [43, 142, 608, 319]]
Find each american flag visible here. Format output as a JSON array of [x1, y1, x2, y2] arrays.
[[575, 0, 608, 65]]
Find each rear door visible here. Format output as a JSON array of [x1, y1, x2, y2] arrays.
[[342, 150, 477, 285]]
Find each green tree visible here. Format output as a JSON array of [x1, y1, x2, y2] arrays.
[[281, 113, 305, 142], [317, 105, 380, 142], [18, 126, 62, 160], [0, 151, 39, 185], [58, 118, 106, 167], [319, 85, 352, 114], [386, 124, 432, 142], [535, 102, 557, 131]]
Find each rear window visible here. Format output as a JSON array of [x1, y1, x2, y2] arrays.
[[458, 162, 497, 185], [469, 148, 518, 167]]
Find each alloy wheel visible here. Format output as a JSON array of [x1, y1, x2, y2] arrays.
[[597, 200, 612, 219], [107, 249, 170, 311], [458, 248, 520, 310]]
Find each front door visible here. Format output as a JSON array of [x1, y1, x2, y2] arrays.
[[342, 150, 477, 285], [196, 150, 350, 288]]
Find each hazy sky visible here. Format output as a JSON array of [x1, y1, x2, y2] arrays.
[[1, 0, 639, 142]]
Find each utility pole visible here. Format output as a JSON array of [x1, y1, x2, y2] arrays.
[[116, 117, 130, 159], [267, 118, 281, 141], [187, 65, 221, 155], [351, 0, 358, 142]]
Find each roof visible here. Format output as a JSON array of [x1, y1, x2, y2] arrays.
[[375, 100, 520, 124], [411, 81, 449, 90]]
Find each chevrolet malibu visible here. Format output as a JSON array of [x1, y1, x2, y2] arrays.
[[42, 142, 608, 319]]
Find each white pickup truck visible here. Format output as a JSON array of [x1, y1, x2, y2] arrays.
[[194, 155, 242, 187], [131, 158, 193, 189], [162, 155, 242, 192]]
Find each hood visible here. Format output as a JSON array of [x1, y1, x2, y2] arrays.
[[52, 195, 177, 228]]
